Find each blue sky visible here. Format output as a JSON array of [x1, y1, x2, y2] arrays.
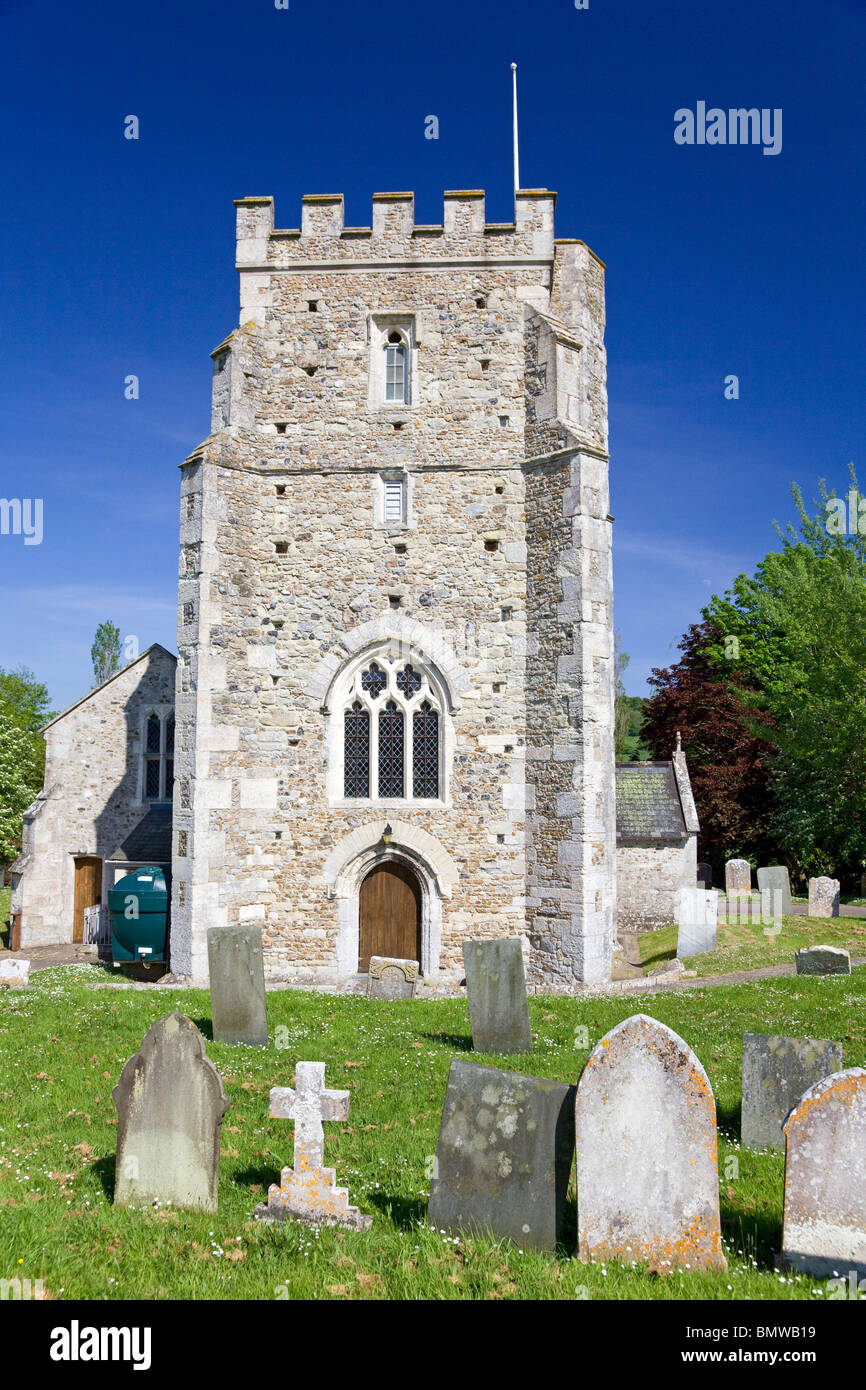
[[0, 0, 863, 710]]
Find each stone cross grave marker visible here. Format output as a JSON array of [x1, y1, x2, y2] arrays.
[[757, 865, 793, 917], [207, 924, 268, 1046], [725, 858, 751, 895], [782, 1068, 866, 1278], [254, 1061, 372, 1230], [113, 1011, 229, 1212], [427, 1059, 576, 1252], [463, 938, 532, 1054], [576, 1014, 727, 1272], [741, 1033, 842, 1151], [367, 955, 419, 1001], [808, 876, 840, 918], [795, 945, 851, 977]]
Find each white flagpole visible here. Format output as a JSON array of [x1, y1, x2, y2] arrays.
[[511, 62, 520, 196]]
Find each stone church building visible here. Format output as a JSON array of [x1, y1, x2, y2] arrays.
[[8, 187, 704, 986], [171, 188, 617, 989]]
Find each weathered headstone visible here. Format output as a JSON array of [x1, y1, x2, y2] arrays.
[[756, 865, 793, 916], [725, 858, 751, 895], [741, 1033, 843, 1151], [0, 959, 30, 987], [782, 1068, 866, 1278], [795, 944, 851, 977], [254, 1062, 371, 1230], [463, 938, 532, 1054], [113, 1012, 229, 1211], [808, 876, 840, 918], [576, 1014, 727, 1271], [427, 1059, 575, 1252], [207, 924, 268, 1046], [697, 862, 713, 889], [367, 955, 418, 1001], [676, 887, 719, 958]]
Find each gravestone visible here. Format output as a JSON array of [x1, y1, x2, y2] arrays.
[[576, 1014, 727, 1271], [113, 1011, 229, 1212], [676, 887, 719, 958], [254, 1062, 371, 1230], [463, 938, 532, 1054], [367, 955, 418, 1001], [808, 876, 840, 918], [741, 1033, 842, 1150], [427, 1059, 575, 1252], [0, 959, 30, 987], [207, 924, 268, 1046], [757, 865, 793, 916], [725, 858, 751, 895], [782, 1068, 866, 1278], [697, 862, 713, 889], [795, 945, 851, 976]]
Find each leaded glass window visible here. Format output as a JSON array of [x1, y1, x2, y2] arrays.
[[412, 702, 439, 798], [344, 702, 370, 798], [146, 714, 161, 754], [361, 662, 388, 698], [143, 711, 174, 802], [378, 701, 404, 797], [145, 758, 161, 799], [385, 334, 407, 403], [396, 664, 422, 698]]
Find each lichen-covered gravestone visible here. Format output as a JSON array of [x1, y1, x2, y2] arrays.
[[0, 959, 30, 987], [741, 1033, 842, 1151], [757, 865, 793, 916], [254, 1062, 371, 1230], [576, 1014, 727, 1271], [725, 858, 751, 895], [795, 945, 851, 976], [782, 1068, 866, 1278], [462, 938, 532, 1054], [427, 1059, 575, 1252], [808, 876, 840, 917], [113, 1012, 229, 1212], [367, 955, 418, 1001], [207, 924, 268, 1046]]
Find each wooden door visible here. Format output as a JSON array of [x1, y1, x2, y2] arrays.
[[73, 857, 102, 943], [358, 862, 421, 972]]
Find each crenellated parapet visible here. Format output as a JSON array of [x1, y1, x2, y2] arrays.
[[235, 190, 561, 268]]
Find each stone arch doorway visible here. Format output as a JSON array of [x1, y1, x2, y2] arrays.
[[358, 861, 422, 972]]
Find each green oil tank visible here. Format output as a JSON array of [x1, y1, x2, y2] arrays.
[[108, 865, 170, 964]]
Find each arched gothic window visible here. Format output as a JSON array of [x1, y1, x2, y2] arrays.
[[142, 710, 175, 803], [338, 650, 444, 801], [384, 331, 408, 404]]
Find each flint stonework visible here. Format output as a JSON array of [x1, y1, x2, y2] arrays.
[[782, 1068, 866, 1278], [725, 858, 751, 895], [367, 956, 418, 1001], [427, 1059, 576, 1251], [207, 925, 268, 1046], [463, 938, 532, 1054], [741, 1033, 843, 1151], [576, 1014, 727, 1272], [113, 1011, 229, 1212], [808, 877, 840, 917], [795, 945, 851, 977], [757, 865, 793, 916]]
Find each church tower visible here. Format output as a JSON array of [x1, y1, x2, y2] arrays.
[[171, 189, 616, 988]]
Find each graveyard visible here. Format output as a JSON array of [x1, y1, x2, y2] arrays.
[[2, 953, 864, 1301]]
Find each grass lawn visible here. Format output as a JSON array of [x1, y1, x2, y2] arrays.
[[638, 914, 866, 977], [2, 964, 865, 1301]]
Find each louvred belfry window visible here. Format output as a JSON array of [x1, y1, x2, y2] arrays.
[[340, 653, 443, 802]]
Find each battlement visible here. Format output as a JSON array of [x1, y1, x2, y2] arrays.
[[234, 190, 560, 267]]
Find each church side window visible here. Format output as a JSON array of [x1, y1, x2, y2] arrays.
[[142, 711, 175, 803], [338, 652, 443, 802]]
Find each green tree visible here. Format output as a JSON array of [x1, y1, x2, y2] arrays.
[[0, 666, 53, 792], [91, 620, 122, 687], [0, 711, 41, 863], [614, 633, 631, 761], [704, 472, 866, 878]]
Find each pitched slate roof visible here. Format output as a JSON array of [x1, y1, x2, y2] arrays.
[[615, 762, 693, 844], [109, 806, 173, 864]]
